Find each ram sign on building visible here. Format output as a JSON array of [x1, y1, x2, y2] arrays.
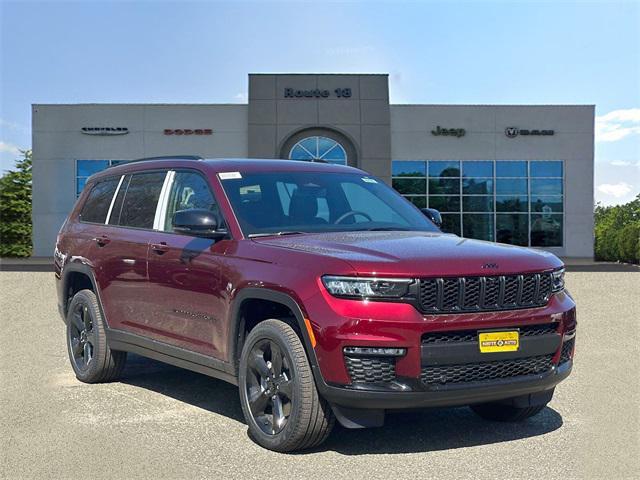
[[32, 73, 595, 258]]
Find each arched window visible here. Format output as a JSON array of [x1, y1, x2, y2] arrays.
[[288, 136, 347, 165]]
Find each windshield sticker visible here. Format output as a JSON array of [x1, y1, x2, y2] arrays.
[[362, 177, 378, 184], [219, 171, 242, 180]]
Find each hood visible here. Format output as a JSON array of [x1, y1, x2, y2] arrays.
[[253, 231, 563, 277]]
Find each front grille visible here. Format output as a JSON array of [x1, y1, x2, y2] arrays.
[[421, 355, 554, 386], [422, 323, 558, 345], [418, 273, 553, 314], [345, 356, 395, 384], [559, 337, 575, 364]]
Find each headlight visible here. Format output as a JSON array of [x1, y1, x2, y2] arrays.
[[321, 275, 413, 299], [551, 268, 565, 292]]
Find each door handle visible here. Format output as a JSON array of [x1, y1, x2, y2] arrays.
[[150, 242, 169, 254], [92, 235, 111, 247]]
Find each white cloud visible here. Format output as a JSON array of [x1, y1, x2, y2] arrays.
[[595, 108, 640, 142], [0, 141, 21, 156], [597, 182, 634, 198], [233, 92, 248, 103]]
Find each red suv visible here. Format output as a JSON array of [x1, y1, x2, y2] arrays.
[[55, 157, 576, 452]]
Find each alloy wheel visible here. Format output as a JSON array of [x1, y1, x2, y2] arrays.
[[69, 303, 95, 371], [245, 339, 294, 435]]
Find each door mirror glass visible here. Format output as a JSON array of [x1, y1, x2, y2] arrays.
[[421, 208, 443, 228], [172, 209, 226, 238]]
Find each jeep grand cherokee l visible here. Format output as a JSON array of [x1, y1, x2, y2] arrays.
[[55, 157, 576, 452]]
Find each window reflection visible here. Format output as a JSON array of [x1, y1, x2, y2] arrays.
[[497, 214, 529, 246], [391, 160, 564, 247], [531, 214, 563, 246]]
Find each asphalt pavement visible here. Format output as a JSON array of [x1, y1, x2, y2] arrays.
[[1, 271, 638, 479]]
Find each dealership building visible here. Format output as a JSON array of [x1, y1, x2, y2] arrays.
[[32, 73, 595, 258]]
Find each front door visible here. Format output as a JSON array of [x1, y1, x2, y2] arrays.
[[145, 170, 232, 358]]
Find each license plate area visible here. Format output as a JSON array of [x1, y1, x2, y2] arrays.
[[478, 330, 519, 353]]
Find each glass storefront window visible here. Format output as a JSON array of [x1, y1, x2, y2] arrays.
[[392, 160, 564, 247], [496, 213, 529, 246], [406, 196, 427, 209], [496, 161, 527, 177], [429, 161, 460, 177], [76, 160, 125, 196], [531, 195, 563, 213], [531, 214, 563, 247], [496, 178, 528, 195], [463, 214, 494, 241], [392, 161, 426, 177], [441, 214, 461, 236], [531, 178, 563, 195], [462, 177, 493, 194], [462, 161, 493, 177], [463, 196, 492, 212], [392, 178, 426, 195], [429, 195, 460, 212], [530, 161, 562, 177], [429, 178, 460, 195], [496, 195, 528, 212]]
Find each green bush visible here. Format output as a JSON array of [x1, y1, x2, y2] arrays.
[[594, 194, 640, 264], [0, 150, 32, 257]]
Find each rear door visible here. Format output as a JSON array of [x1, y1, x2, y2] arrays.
[[95, 170, 168, 332], [144, 170, 233, 358]]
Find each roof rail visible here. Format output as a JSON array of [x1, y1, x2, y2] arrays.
[[108, 155, 204, 167]]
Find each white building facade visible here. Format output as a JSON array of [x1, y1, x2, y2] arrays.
[[32, 73, 594, 258]]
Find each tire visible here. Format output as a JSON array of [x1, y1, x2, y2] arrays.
[[66, 289, 127, 383], [238, 319, 335, 452], [470, 402, 546, 422]]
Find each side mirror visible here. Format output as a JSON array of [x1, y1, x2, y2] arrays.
[[421, 208, 443, 228], [172, 209, 227, 239]]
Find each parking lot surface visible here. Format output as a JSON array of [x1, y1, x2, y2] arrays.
[[1, 271, 638, 479]]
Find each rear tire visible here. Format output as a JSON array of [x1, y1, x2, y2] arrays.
[[470, 403, 546, 422], [66, 289, 127, 383], [238, 319, 334, 452]]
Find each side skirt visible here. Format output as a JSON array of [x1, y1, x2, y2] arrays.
[[106, 328, 238, 386]]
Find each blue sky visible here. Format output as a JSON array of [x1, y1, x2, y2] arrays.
[[1, 0, 638, 205]]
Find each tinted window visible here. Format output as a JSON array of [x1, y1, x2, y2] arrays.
[[80, 178, 120, 224], [164, 171, 221, 232], [530, 161, 562, 177], [117, 172, 167, 229]]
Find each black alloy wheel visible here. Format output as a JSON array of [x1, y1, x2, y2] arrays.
[[68, 302, 95, 371], [65, 289, 127, 383], [238, 319, 334, 452], [245, 339, 294, 435]]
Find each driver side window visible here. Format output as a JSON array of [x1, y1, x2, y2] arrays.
[[163, 171, 222, 232]]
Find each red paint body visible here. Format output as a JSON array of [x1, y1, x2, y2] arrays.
[[55, 159, 575, 393]]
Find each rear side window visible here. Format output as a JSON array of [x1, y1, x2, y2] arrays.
[[114, 172, 167, 229], [80, 178, 120, 224]]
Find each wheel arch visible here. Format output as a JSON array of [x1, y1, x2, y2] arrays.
[[60, 263, 106, 324], [229, 288, 320, 376]]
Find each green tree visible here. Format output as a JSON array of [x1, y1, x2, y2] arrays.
[[594, 194, 640, 264], [0, 149, 32, 257]]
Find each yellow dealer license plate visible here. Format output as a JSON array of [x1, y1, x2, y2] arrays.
[[478, 331, 519, 353]]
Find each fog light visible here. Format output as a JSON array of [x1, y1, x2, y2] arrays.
[[343, 347, 406, 357]]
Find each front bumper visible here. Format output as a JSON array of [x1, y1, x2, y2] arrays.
[[316, 360, 572, 410], [304, 288, 576, 418]]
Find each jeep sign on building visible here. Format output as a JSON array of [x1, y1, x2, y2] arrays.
[[32, 73, 595, 258]]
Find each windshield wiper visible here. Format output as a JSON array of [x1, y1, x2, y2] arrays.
[[248, 231, 307, 238]]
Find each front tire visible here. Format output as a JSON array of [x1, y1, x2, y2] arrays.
[[470, 402, 546, 422], [66, 289, 127, 383], [238, 319, 334, 452]]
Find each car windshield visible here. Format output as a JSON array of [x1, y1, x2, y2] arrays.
[[219, 171, 440, 237]]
